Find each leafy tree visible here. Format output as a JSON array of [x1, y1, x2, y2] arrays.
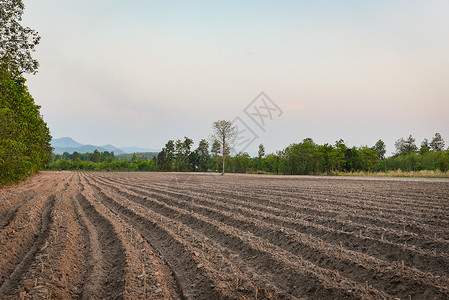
[[1, 0, 40, 75], [62, 151, 71, 160], [211, 140, 221, 157], [174, 137, 193, 171], [420, 138, 430, 155], [258, 143, 265, 159], [211, 120, 237, 175], [182, 136, 194, 169], [137, 159, 155, 171], [164, 139, 175, 170], [430, 133, 445, 152], [395, 135, 417, 155], [333, 139, 347, 171], [196, 139, 209, 172], [174, 139, 183, 171], [317, 143, 333, 172], [210, 140, 222, 172], [0, 67, 51, 184], [265, 152, 280, 174], [188, 151, 200, 171], [232, 152, 252, 173], [359, 146, 380, 171], [92, 149, 100, 162], [345, 147, 363, 172], [372, 139, 386, 160], [0, 1, 52, 185], [157, 148, 167, 170], [72, 151, 80, 161]]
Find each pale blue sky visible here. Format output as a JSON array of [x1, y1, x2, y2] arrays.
[[23, 0, 449, 154]]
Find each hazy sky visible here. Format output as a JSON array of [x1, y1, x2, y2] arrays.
[[22, 0, 449, 155]]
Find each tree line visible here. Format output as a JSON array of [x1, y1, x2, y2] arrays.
[[46, 131, 449, 175], [0, 1, 52, 185], [272, 133, 448, 175]]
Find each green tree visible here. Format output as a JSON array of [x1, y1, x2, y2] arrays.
[[211, 120, 237, 175], [196, 139, 209, 172], [188, 151, 200, 171], [372, 139, 386, 160], [334, 139, 347, 172], [174, 137, 193, 171], [182, 136, 194, 170], [72, 151, 80, 161], [430, 133, 445, 152], [258, 143, 265, 159], [164, 140, 175, 170], [1, 1, 52, 185], [92, 149, 100, 163], [211, 140, 221, 157], [233, 152, 252, 173], [359, 146, 380, 172], [1, 0, 40, 75], [210, 140, 221, 172], [174, 139, 183, 171], [157, 148, 167, 170], [395, 135, 418, 155], [265, 152, 280, 174], [420, 138, 430, 155], [0, 67, 52, 184]]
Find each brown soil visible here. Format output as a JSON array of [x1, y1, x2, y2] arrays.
[[1, 171, 448, 299]]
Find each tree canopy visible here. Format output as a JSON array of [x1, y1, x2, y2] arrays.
[[0, 0, 51, 185], [0, 66, 52, 184], [0, 0, 40, 75]]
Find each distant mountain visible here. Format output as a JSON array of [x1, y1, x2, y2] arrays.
[[51, 137, 83, 148], [51, 137, 157, 155], [119, 146, 160, 153], [101, 144, 121, 152]]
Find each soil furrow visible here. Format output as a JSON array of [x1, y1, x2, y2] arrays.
[[105, 175, 448, 239], [90, 175, 449, 298], [0, 194, 56, 297], [85, 175, 256, 300], [95, 175, 449, 277], [72, 178, 127, 299], [89, 175, 390, 299], [2, 171, 447, 300]]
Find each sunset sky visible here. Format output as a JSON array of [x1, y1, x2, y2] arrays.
[[23, 0, 449, 155]]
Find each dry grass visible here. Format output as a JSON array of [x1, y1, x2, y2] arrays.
[[330, 169, 449, 178]]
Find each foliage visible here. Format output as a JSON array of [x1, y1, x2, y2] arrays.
[[258, 143, 265, 159], [46, 150, 155, 172], [196, 139, 209, 172], [420, 139, 430, 155], [372, 139, 386, 160], [0, 1, 52, 186], [430, 133, 445, 152], [1, 0, 40, 75], [394, 135, 418, 155], [384, 149, 449, 172], [174, 137, 193, 171], [116, 152, 158, 162], [0, 65, 52, 185]]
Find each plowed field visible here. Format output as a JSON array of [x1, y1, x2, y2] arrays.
[[1, 171, 448, 299]]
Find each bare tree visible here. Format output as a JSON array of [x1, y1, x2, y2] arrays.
[[211, 120, 237, 175]]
